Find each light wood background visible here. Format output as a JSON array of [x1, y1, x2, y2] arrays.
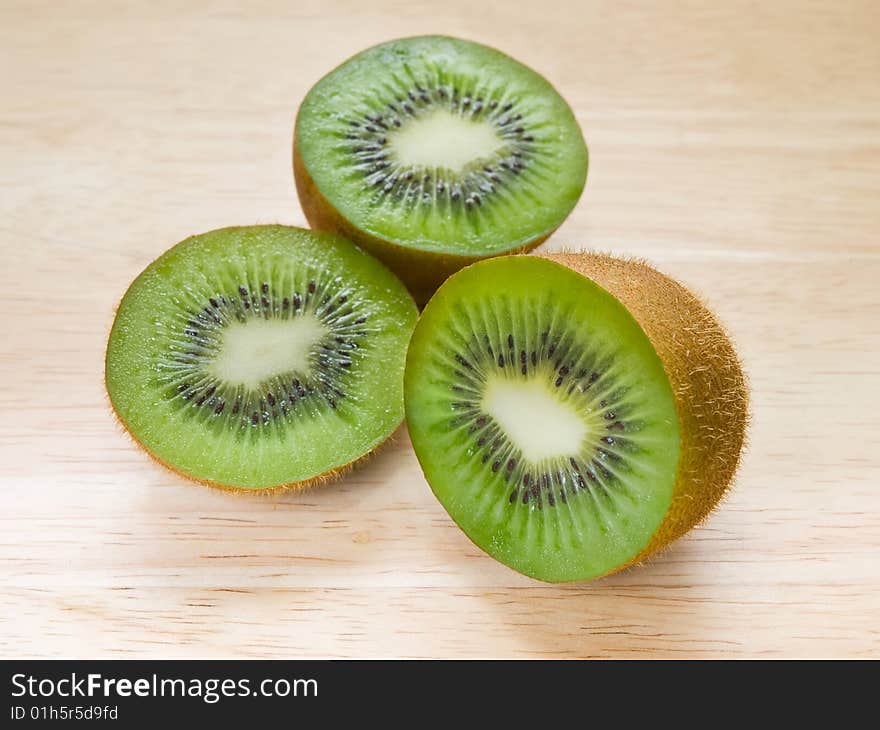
[[2, 0, 878, 658]]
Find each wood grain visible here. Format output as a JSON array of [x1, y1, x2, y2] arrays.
[[1, 0, 878, 658]]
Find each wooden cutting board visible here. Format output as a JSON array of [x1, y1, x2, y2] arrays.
[[2, 0, 878, 658]]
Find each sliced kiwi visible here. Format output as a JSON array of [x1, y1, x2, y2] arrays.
[[106, 225, 418, 491], [294, 35, 588, 304], [405, 254, 748, 582]]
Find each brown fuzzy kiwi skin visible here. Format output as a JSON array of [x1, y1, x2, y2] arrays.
[[104, 283, 399, 496], [293, 136, 551, 307], [538, 252, 749, 569]]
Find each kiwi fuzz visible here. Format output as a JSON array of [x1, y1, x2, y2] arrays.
[[293, 135, 550, 306], [538, 252, 749, 564]]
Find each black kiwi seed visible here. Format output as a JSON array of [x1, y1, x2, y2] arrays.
[[159, 270, 379, 429], [343, 79, 537, 209], [435, 318, 637, 515]]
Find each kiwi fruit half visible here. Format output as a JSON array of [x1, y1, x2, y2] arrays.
[[106, 225, 418, 491], [404, 253, 747, 582], [294, 35, 588, 304]]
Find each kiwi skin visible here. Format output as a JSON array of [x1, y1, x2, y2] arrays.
[[293, 135, 555, 307], [538, 252, 749, 569]]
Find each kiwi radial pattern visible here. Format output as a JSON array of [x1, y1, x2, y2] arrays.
[[404, 254, 747, 582], [106, 225, 418, 490], [294, 36, 588, 305]]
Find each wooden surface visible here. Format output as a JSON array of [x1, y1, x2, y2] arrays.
[[2, 0, 878, 658]]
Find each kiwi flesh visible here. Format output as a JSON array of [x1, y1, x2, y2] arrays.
[[105, 225, 418, 491], [404, 254, 747, 582], [294, 35, 588, 305]]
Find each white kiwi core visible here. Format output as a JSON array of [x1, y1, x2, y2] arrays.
[[481, 375, 590, 464], [208, 316, 327, 389], [389, 110, 506, 172]]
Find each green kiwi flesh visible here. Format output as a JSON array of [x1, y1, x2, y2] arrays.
[[295, 35, 588, 259], [106, 225, 418, 490], [404, 256, 680, 582]]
